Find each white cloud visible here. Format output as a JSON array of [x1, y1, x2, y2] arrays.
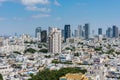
[[32, 14, 50, 18], [21, 0, 49, 6], [0, 0, 56, 19], [22, 0, 51, 13], [54, 0, 60, 6], [0, 0, 52, 13], [0, 0, 50, 5], [26, 6, 51, 12]]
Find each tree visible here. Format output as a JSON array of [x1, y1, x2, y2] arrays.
[[13, 51, 21, 55], [106, 49, 114, 54], [24, 41, 36, 44], [24, 48, 37, 53], [0, 74, 3, 80], [74, 53, 79, 56], [45, 55, 51, 58], [94, 47, 102, 51], [28, 67, 87, 80], [65, 47, 71, 50], [116, 52, 120, 55], [39, 49, 48, 53]]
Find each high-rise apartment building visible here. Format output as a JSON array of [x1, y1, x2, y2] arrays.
[[48, 28, 61, 54]]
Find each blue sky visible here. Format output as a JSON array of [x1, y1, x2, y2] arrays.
[[0, 0, 120, 36]]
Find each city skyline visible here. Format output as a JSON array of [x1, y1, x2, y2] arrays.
[[0, 0, 120, 35], [0, 0, 120, 79]]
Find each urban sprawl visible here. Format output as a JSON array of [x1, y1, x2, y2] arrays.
[[0, 24, 120, 80]]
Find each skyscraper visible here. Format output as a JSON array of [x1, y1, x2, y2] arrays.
[[74, 29, 78, 38], [98, 28, 102, 35], [92, 30, 95, 37], [84, 23, 90, 40], [41, 30, 47, 43], [61, 29, 64, 38], [48, 27, 52, 34], [106, 27, 112, 38], [48, 28, 61, 54], [64, 25, 71, 41], [82, 29, 85, 38], [112, 25, 119, 38], [78, 25, 83, 38], [35, 27, 42, 41]]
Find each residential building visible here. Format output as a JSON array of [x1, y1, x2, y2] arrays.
[[48, 28, 61, 54]]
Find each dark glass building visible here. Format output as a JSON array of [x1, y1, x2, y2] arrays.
[[84, 23, 90, 40], [106, 27, 112, 38], [64, 25, 71, 41], [113, 25, 119, 38], [41, 30, 47, 43], [98, 28, 102, 35]]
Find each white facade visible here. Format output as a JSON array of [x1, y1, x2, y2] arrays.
[[20, 34, 32, 42], [37, 32, 41, 41], [48, 28, 61, 54], [0, 65, 13, 76], [0, 45, 25, 53], [98, 35, 103, 41]]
